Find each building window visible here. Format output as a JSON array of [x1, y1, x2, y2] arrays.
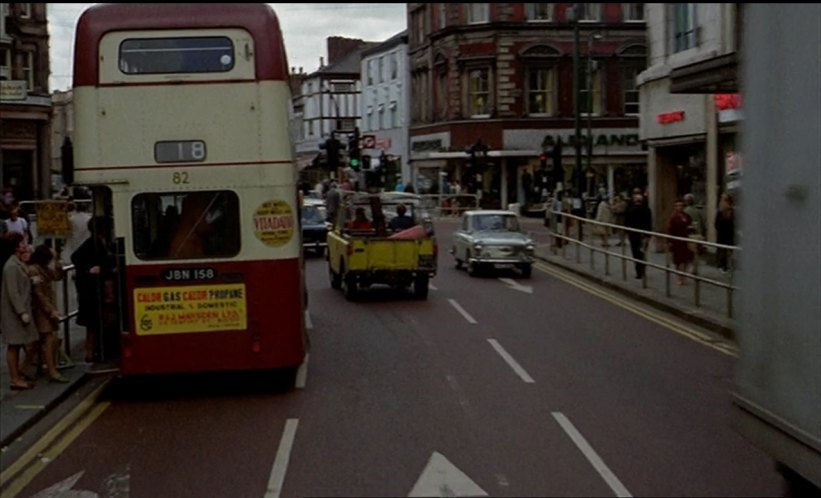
[[23, 51, 35, 91], [390, 101, 399, 128], [439, 4, 447, 29], [578, 3, 601, 22], [623, 3, 644, 21], [437, 68, 448, 120], [527, 67, 556, 115], [467, 3, 489, 24], [390, 53, 398, 80], [378, 56, 385, 84], [672, 4, 697, 52], [0, 48, 10, 81], [378, 105, 385, 130], [526, 3, 552, 21], [468, 68, 490, 117], [367, 60, 374, 85], [623, 66, 640, 114], [412, 7, 427, 45], [19, 3, 31, 18], [579, 63, 602, 115]]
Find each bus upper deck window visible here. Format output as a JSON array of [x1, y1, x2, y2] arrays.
[[119, 37, 234, 75]]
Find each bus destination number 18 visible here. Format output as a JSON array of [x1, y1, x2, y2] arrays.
[[162, 267, 217, 282], [155, 140, 207, 163]]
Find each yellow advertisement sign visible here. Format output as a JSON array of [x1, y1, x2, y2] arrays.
[[253, 199, 294, 247], [35, 201, 71, 236], [134, 284, 247, 335]]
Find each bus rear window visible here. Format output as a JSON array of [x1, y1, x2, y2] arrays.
[[119, 37, 234, 74], [132, 191, 240, 260]]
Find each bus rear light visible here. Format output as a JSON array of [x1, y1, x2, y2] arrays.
[[252, 341, 261, 353]]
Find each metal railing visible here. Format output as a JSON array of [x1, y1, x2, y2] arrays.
[[543, 210, 740, 318], [59, 264, 78, 356]]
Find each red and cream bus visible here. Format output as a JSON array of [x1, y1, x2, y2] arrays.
[[70, 3, 307, 377]]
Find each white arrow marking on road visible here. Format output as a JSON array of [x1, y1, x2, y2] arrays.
[[408, 452, 488, 497], [448, 299, 477, 324], [31, 471, 99, 498], [498, 278, 533, 294], [305, 310, 313, 330], [429, 284, 438, 291], [295, 353, 309, 389], [265, 418, 299, 498]]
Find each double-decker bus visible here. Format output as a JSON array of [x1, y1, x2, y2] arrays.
[[70, 3, 307, 377]]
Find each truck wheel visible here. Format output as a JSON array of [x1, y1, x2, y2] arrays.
[[329, 265, 342, 290], [519, 263, 532, 279], [342, 273, 358, 301], [413, 274, 429, 299]]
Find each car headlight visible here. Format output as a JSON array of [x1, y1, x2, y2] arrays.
[[525, 242, 535, 253], [473, 243, 483, 250]]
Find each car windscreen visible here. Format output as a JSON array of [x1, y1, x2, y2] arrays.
[[474, 214, 520, 231], [301, 206, 325, 225]]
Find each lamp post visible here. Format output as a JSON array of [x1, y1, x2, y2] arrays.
[[569, 5, 582, 196], [586, 32, 603, 197]]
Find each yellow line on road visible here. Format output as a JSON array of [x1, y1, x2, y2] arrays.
[[534, 262, 737, 357], [0, 380, 110, 488], [2, 402, 110, 498]]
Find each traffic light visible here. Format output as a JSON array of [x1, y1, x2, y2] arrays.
[[324, 136, 341, 172], [539, 150, 548, 169], [361, 154, 371, 171], [348, 127, 361, 170]]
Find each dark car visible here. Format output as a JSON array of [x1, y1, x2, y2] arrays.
[[301, 202, 328, 257]]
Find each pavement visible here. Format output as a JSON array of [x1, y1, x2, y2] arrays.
[[0, 217, 738, 451]]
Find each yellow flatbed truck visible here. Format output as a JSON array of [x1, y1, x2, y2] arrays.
[[327, 192, 437, 300]]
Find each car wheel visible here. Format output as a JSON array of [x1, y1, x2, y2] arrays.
[[519, 263, 532, 279], [467, 259, 479, 277], [454, 247, 463, 269], [413, 274, 429, 299]]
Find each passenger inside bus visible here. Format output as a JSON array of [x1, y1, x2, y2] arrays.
[[168, 193, 217, 259]]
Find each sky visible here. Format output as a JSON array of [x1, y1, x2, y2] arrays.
[[47, 3, 408, 92]]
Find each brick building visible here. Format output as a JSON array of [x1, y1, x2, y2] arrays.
[[407, 3, 647, 210], [0, 2, 52, 201]]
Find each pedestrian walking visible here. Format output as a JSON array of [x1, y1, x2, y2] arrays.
[[1, 232, 38, 390], [611, 193, 628, 246], [594, 196, 614, 247], [624, 189, 653, 279], [667, 198, 694, 285], [714, 193, 736, 273], [28, 244, 69, 383]]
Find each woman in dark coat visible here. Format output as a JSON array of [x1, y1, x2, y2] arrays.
[[667, 198, 694, 285], [71, 216, 116, 363], [714, 193, 736, 272]]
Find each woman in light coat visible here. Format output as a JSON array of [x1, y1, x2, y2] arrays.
[[29, 244, 68, 383], [594, 197, 614, 247], [1, 232, 38, 390]]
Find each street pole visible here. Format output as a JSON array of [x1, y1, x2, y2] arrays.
[[586, 35, 594, 198], [572, 7, 582, 197]]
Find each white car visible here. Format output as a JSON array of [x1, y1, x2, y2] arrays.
[[450, 210, 535, 278]]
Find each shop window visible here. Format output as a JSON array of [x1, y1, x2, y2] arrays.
[[0, 48, 11, 80]]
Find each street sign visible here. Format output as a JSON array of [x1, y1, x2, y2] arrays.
[[361, 134, 376, 148], [35, 201, 71, 236]]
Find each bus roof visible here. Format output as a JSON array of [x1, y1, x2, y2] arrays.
[[73, 3, 288, 87]]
